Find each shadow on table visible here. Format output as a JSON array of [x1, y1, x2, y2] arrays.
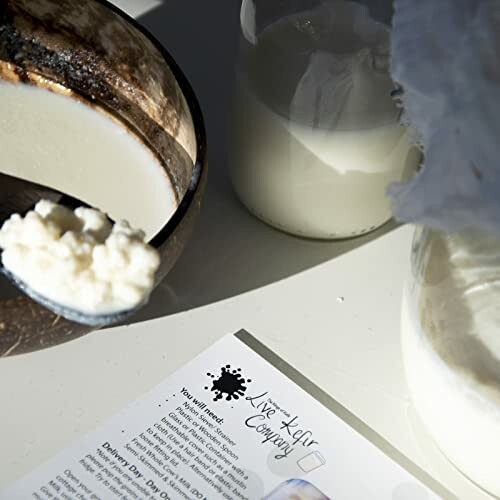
[[131, 183, 398, 323], [128, 0, 400, 323]]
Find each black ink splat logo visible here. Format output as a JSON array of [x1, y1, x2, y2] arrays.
[[205, 365, 251, 402]]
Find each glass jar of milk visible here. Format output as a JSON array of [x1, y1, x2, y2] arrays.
[[402, 227, 500, 497], [229, 0, 420, 239]]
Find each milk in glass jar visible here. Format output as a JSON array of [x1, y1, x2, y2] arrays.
[[230, 0, 420, 239]]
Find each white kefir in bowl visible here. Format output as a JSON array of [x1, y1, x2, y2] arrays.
[[0, 81, 178, 240], [230, 0, 419, 239]]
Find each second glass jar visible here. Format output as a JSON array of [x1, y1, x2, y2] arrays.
[[402, 227, 500, 498]]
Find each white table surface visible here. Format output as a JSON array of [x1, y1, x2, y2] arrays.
[[0, 2, 491, 499]]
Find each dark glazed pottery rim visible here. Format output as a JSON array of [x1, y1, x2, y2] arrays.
[[91, 0, 207, 251]]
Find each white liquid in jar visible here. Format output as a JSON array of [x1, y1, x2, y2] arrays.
[[0, 81, 178, 240], [401, 231, 500, 497], [230, 5, 419, 239]]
